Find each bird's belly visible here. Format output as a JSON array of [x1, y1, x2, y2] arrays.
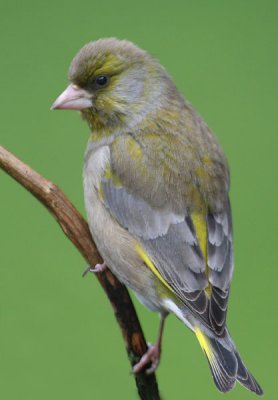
[[83, 143, 163, 311]]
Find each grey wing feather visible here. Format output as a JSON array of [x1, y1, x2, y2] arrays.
[[103, 177, 185, 240], [207, 201, 234, 334], [102, 178, 210, 322], [207, 202, 234, 289], [103, 178, 234, 335]]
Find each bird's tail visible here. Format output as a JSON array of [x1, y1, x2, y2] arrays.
[[195, 327, 263, 395]]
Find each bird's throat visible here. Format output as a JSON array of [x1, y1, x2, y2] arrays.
[[81, 107, 123, 136]]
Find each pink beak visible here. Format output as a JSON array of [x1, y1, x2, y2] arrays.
[[51, 84, 92, 110]]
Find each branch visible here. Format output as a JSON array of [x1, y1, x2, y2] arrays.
[[0, 145, 160, 400]]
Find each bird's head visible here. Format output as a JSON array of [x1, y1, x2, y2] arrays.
[[52, 38, 170, 132]]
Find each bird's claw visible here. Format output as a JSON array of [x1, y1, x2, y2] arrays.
[[133, 343, 161, 375], [82, 263, 107, 277]]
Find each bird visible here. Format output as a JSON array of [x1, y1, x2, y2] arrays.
[[51, 38, 263, 395]]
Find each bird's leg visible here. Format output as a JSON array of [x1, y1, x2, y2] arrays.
[[133, 312, 167, 375], [82, 262, 107, 277]]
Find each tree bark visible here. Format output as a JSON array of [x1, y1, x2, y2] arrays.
[[0, 145, 160, 400]]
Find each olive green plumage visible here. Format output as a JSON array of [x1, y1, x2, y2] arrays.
[[52, 38, 263, 395]]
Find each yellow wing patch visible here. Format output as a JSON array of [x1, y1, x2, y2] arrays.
[[134, 243, 173, 293], [191, 210, 211, 297], [195, 326, 214, 363], [191, 211, 207, 260]]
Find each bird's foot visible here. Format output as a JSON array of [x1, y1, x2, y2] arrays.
[[133, 343, 161, 375], [82, 263, 107, 277]]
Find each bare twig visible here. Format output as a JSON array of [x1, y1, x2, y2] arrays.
[[0, 145, 160, 400]]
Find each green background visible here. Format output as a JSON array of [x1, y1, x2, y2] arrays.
[[1, 1, 277, 399]]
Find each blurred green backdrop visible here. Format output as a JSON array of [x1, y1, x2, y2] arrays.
[[1, 1, 277, 399]]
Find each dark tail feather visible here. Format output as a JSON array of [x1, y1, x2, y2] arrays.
[[195, 327, 263, 395], [235, 351, 263, 395]]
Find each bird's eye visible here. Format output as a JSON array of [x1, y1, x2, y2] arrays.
[[95, 75, 108, 87]]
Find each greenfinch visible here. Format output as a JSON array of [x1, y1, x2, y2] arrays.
[[52, 38, 263, 395]]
